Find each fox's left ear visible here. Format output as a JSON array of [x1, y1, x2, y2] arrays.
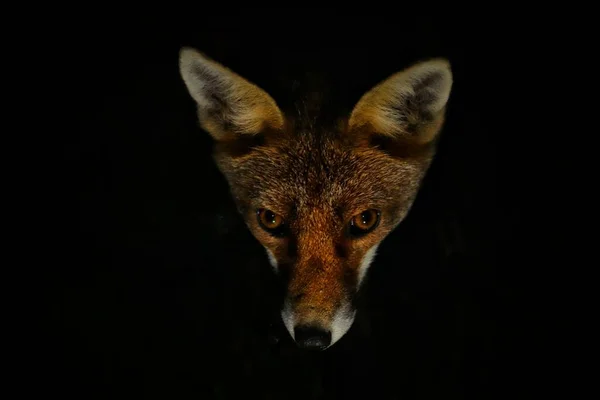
[[179, 47, 285, 141], [348, 58, 453, 148]]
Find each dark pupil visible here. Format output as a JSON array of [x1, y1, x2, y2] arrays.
[[360, 212, 372, 226], [265, 211, 276, 225]]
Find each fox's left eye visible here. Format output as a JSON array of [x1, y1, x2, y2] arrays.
[[348, 209, 380, 238], [257, 208, 286, 237]]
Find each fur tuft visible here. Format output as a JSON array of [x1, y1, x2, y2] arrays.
[[179, 47, 285, 140], [348, 58, 453, 145]]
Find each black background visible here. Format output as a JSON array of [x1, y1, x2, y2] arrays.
[[46, 11, 531, 400]]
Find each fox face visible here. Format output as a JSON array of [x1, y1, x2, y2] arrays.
[[179, 48, 453, 350]]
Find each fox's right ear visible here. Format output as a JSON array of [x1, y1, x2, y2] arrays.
[[179, 47, 285, 141]]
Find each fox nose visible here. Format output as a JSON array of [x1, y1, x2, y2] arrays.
[[293, 325, 331, 350]]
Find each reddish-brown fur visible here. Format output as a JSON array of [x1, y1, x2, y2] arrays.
[[216, 128, 434, 323], [179, 48, 452, 347]]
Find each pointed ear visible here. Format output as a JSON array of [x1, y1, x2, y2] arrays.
[[348, 58, 453, 150], [179, 47, 285, 141]]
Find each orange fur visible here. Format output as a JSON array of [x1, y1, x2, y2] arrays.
[[179, 48, 453, 348]]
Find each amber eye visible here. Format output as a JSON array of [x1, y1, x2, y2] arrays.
[[348, 209, 380, 238], [257, 208, 286, 236]]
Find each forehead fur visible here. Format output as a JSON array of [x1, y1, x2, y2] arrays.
[[215, 121, 432, 221], [179, 48, 451, 226]]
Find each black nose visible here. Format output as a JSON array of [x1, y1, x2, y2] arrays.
[[294, 325, 331, 350]]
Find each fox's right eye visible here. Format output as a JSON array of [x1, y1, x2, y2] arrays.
[[257, 208, 286, 237]]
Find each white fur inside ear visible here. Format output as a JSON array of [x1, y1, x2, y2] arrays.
[[178, 47, 229, 109], [348, 58, 453, 137], [178, 47, 284, 136], [401, 59, 453, 114]]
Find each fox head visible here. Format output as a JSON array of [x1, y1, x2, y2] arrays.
[[179, 47, 453, 350]]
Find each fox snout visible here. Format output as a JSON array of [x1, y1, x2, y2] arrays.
[[279, 255, 358, 350], [281, 288, 356, 351]]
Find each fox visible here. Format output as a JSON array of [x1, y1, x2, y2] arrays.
[[178, 47, 453, 350]]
